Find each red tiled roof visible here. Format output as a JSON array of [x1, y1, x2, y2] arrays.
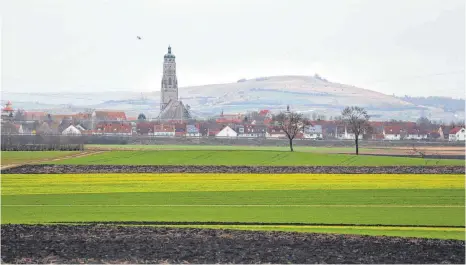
[[384, 126, 403, 134], [24, 111, 47, 116], [96, 122, 132, 133], [259, 110, 270, 116], [153, 124, 175, 133], [2, 101, 13, 111], [407, 128, 428, 135], [94, 111, 127, 120], [449, 127, 464, 134], [24, 111, 47, 120]]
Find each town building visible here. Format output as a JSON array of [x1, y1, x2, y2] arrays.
[[157, 46, 192, 122], [1, 101, 14, 120], [62, 125, 82, 135], [216, 126, 237, 138], [405, 128, 428, 140], [303, 125, 323, 139], [186, 124, 201, 137], [449, 127, 466, 141], [383, 125, 403, 140], [151, 124, 176, 137]]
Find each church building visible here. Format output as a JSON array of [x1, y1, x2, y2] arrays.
[[157, 46, 192, 122]]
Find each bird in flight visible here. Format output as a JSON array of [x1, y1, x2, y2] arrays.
[[137, 36, 142, 40]]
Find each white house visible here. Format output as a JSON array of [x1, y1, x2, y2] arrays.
[[216, 126, 237, 138], [449, 127, 466, 141], [236, 125, 267, 138], [62, 125, 82, 135], [336, 126, 362, 140], [383, 126, 403, 140], [303, 125, 323, 139], [266, 126, 287, 139], [405, 129, 428, 140], [150, 124, 175, 137], [186, 125, 201, 137], [75, 124, 86, 131]]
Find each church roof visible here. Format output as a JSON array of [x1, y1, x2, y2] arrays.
[[164, 45, 176, 59], [157, 100, 192, 121]]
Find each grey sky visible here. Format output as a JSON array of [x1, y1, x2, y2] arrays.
[[1, 0, 465, 98]]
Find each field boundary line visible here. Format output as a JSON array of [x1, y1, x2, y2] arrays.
[[3, 204, 463, 208], [49, 221, 466, 229], [40, 151, 106, 163]]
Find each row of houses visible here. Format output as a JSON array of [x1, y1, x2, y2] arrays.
[[3, 118, 465, 142], [2, 102, 465, 141]]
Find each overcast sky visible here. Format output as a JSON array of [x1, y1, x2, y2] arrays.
[[1, 0, 465, 98]]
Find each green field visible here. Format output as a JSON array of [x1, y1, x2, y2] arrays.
[[86, 144, 360, 152], [51, 150, 464, 166], [2, 173, 464, 239], [1, 151, 78, 165]]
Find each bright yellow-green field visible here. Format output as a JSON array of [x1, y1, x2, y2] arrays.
[[2, 173, 464, 195], [2, 173, 465, 239]]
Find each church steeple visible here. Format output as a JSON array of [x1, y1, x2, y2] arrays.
[[164, 45, 175, 59], [157, 45, 192, 121], [160, 45, 178, 111]]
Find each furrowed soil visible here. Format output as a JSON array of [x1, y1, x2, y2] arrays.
[[2, 164, 464, 174], [1, 225, 464, 264]]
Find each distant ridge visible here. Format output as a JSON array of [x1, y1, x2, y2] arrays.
[[1, 75, 464, 122]]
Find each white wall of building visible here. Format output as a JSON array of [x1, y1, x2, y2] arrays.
[[62, 125, 82, 135], [216, 126, 237, 138], [450, 128, 466, 141], [456, 128, 466, 141], [405, 134, 428, 140], [384, 134, 401, 140]]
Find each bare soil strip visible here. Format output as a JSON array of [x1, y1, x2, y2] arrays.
[[2, 164, 464, 174], [0, 151, 105, 171], [1, 225, 464, 264]]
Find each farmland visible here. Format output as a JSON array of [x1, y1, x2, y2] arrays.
[[1, 147, 465, 263], [50, 150, 464, 166], [0, 151, 79, 165], [2, 173, 464, 239]]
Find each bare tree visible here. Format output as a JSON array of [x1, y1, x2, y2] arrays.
[[138, 113, 147, 120], [273, 111, 308, 152], [341, 106, 370, 155], [14, 109, 25, 121], [409, 144, 426, 159]]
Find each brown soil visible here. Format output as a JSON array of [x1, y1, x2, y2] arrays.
[[365, 146, 465, 156], [0, 151, 105, 170], [2, 165, 464, 174], [1, 225, 464, 264]]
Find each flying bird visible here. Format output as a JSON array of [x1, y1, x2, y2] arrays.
[[137, 36, 142, 40]]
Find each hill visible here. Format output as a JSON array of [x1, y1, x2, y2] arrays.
[[2, 75, 464, 122]]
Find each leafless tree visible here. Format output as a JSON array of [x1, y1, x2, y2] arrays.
[[341, 106, 370, 155], [273, 111, 308, 152], [14, 109, 25, 121], [409, 144, 426, 159]]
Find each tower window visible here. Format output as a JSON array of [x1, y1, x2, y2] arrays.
[[168, 78, 172, 85]]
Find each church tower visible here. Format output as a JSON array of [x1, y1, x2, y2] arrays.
[[160, 45, 178, 111]]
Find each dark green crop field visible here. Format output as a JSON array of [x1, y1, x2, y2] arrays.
[[50, 150, 464, 166]]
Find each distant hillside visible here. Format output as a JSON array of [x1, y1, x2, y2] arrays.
[[2, 75, 464, 122], [395, 96, 465, 113]]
